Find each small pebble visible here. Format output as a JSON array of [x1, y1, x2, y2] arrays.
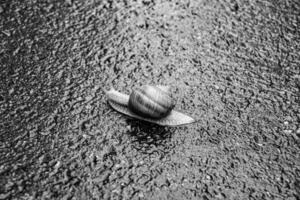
[[9, 88, 14, 95], [284, 130, 292, 134], [54, 161, 61, 171], [85, 95, 93, 101], [65, 0, 72, 5], [39, 155, 46, 164], [40, 131, 49, 136], [2, 30, 11, 37], [126, 125, 131, 131], [0, 193, 10, 200], [138, 192, 144, 198]]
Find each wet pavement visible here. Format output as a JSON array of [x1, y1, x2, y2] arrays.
[[0, 0, 300, 199]]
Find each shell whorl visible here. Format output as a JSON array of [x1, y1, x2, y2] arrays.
[[128, 85, 175, 119]]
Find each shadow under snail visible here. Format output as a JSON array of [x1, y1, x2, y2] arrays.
[[105, 85, 196, 126]]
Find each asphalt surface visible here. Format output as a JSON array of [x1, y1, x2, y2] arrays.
[[1, 0, 300, 199]]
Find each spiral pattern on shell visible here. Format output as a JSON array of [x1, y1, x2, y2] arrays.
[[128, 85, 175, 119]]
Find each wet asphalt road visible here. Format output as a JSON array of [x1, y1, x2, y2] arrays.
[[0, 0, 300, 199]]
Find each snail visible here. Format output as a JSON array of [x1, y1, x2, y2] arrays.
[[105, 85, 195, 126]]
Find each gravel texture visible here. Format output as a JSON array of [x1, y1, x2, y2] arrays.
[[0, 0, 300, 199]]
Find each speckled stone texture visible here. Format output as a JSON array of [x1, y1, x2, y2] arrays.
[[0, 0, 299, 199]]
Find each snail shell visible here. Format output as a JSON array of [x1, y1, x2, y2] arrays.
[[128, 85, 175, 119]]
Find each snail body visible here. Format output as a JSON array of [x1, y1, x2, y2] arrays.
[[105, 85, 195, 126]]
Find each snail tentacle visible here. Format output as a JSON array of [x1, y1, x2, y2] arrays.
[[106, 88, 129, 106]]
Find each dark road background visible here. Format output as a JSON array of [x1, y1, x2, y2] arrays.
[[1, 0, 300, 199]]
